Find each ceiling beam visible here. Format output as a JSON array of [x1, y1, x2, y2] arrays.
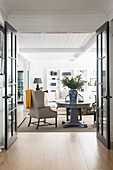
[[19, 48, 84, 53], [71, 34, 96, 61], [82, 34, 96, 52]]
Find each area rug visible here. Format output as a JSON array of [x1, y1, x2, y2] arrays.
[[18, 115, 96, 132]]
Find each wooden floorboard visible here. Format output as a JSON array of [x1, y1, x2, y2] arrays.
[[0, 132, 113, 170]]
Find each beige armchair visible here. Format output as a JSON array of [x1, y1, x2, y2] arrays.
[[28, 90, 57, 129]]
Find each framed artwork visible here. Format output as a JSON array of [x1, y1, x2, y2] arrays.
[[90, 78, 96, 86]]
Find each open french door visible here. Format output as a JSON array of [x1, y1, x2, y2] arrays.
[[96, 22, 112, 149], [4, 22, 17, 149]]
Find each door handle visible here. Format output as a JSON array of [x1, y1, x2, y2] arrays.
[[102, 95, 112, 99], [2, 96, 11, 99]]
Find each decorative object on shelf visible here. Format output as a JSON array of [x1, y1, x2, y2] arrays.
[[90, 78, 96, 86], [80, 70, 84, 73], [62, 72, 71, 76], [51, 90, 56, 92], [62, 74, 87, 103], [50, 71, 57, 76], [78, 94, 84, 102], [50, 83, 56, 86], [33, 78, 42, 91], [52, 78, 56, 80], [65, 94, 70, 102], [40, 87, 43, 91]]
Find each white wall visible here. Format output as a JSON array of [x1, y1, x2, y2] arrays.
[[18, 55, 34, 89], [32, 52, 96, 90], [17, 54, 34, 109]]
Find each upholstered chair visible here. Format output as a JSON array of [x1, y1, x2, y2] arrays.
[[28, 90, 57, 129]]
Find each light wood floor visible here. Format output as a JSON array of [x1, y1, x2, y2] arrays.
[[0, 133, 113, 170]]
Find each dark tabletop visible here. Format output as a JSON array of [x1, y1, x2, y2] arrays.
[[56, 101, 91, 109]]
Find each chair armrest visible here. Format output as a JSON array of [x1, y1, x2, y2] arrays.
[[38, 106, 50, 110], [45, 106, 57, 112], [45, 106, 51, 109]]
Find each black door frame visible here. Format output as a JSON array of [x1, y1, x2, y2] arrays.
[[2, 20, 112, 149], [5, 22, 17, 149], [96, 22, 111, 149]]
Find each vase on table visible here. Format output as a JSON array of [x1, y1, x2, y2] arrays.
[[69, 89, 78, 103]]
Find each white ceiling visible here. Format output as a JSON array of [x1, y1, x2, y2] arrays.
[[4, 0, 98, 61], [18, 33, 95, 49], [18, 32, 96, 61], [1, 0, 113, 34], [5, 0, 110, 12]]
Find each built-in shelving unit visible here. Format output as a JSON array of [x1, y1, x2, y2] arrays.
[[47, 68, 96, 102], [47, 68, 90, 101], [47, 69, 60, 101]]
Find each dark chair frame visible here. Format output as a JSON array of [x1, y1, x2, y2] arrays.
[[28, 117, 57, 129]]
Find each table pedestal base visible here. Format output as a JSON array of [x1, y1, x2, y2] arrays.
[[63, 108, 87, 128], [63, 121, 87, 128]]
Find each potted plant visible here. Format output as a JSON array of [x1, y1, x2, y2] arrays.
[[61, 74, 87, 102]]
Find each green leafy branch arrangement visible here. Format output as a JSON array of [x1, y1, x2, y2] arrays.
[[61, 74, 87, 90]]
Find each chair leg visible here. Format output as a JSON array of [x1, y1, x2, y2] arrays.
[[55, 117, 57, 128], [44, 118, 46, 124], [94, 111, 96, 124], [79, 108, 82, 121], [66, 108, 70, 121], [36, 119, 40, 129], [28, 116, 31, 127]]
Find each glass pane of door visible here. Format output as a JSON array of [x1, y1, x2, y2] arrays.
[[97, 33, 102, 135], [18, 71, 24, 103], [0, 28, 5, 75], [102, 31, 107, 139]]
